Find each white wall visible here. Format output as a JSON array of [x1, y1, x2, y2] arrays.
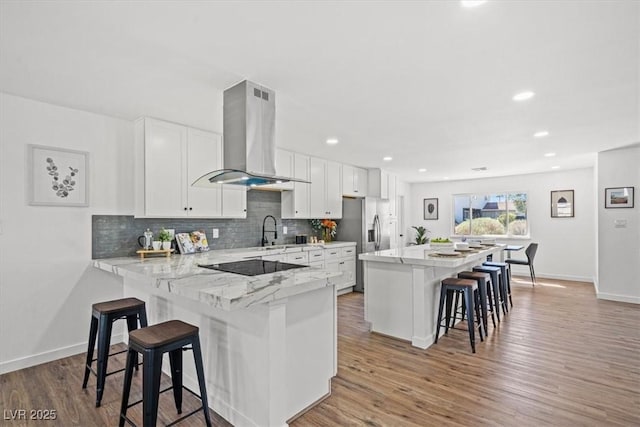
[[409, 168, 595, 282], [596, 144, 640, 303], [0, 93, 134, 373]]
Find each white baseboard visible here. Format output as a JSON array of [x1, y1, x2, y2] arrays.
[[0, 333, 123, 375], [596, 292, 640, 304], [512, 272, 593, 283]]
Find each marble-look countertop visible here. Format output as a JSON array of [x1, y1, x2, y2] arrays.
[[359, 243, 505, 267], [93, 242, 355, 311]]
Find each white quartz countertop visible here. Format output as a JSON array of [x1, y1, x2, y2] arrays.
[[93, 242, 355, 311], [359, 243, 505, 267]]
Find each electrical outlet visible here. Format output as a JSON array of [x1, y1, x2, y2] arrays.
[[283, 226, 288, 235], [212, 228, 219, 238]]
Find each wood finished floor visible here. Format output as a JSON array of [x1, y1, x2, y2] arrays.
[[1, 276, 639, 426]]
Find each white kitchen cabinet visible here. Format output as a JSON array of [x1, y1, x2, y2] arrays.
[[135, 117, 246, 218], [342, 164, 368, 197], [309, 157, 342, 218], [285, 251, 309, 265], [368, 168, 397, 211], [323, 244, 356, 293], [282, 153, 311, 218]]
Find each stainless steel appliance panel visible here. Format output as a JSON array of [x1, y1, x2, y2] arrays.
[[340, 197, 390, 292]]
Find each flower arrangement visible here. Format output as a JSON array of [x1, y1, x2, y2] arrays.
[[321, 219, 337, 242]]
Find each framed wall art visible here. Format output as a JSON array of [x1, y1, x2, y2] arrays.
[[423, 198, 439, 220], [28, 144, 89, 206], [605, 187, 634, 208], [551, 190, 574, 218]]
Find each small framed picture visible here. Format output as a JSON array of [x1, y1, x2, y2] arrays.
[[28, 144, 89, 206], [423, 198, 438, 220], [551, 190, 574, 218], [605, 187, 634, 208]]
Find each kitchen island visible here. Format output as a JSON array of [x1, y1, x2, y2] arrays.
[[359, 244, 504, 349], [94, 243, 350, 427]]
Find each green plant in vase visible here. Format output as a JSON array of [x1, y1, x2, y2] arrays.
[[411, 226, 429, 245], [158, 228, 173, 250]]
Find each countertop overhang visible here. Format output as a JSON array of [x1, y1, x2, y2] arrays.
[[359, 243, 506, 267]]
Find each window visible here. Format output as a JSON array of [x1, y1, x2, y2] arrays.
[[453, 192, 528, 237]]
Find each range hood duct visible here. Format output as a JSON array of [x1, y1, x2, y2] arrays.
[[192, 80, 310, 187]]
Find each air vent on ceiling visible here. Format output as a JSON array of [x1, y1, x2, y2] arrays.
[[471, 167, 488, 171]]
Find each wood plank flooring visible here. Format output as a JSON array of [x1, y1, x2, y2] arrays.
[[1, 276, 639, 426]]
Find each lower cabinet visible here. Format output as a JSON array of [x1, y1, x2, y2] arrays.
[[262, 245, 356, 293]]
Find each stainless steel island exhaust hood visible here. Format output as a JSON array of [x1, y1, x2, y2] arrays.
[[192, 80, 310, 187]]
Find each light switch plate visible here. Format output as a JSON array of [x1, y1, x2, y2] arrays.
[[614, 219, 627, 228], [212, 228, 219, 238], [283, 226, 288, 235]]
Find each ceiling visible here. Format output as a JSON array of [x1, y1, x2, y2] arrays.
[[1, 1, 638, 183]]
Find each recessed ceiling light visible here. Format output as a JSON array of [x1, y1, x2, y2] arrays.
[[534, 130, 549, 138], [513, 91, 535, 101], [418, 168, 427, 172], [383, 156, 392, 161], [551, 166, 560, 169], [471, 166, 487, 171], [326, 138, 339, 145], [544, 152, 556, 157], [443, 177, 450, 180], [461, 0, 487, 7]]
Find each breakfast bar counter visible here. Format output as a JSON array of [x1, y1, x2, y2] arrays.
[[359, 244, 504, 349], [94, 248, 344, 427]]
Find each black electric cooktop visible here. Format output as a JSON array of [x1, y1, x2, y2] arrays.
[[199, 259, 306, 276]]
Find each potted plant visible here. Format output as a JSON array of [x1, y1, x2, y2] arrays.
[[158, 228, 172, 250], [411, 226, 429, 245]]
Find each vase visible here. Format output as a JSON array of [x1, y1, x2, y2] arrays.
[[322, 229, 332, 242]]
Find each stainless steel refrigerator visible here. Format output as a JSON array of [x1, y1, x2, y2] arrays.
[[339, 197, 390, 292]]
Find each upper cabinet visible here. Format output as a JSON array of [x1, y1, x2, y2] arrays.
[[342, 164, 368, 197], [309, 157, 342, 218], [135, 117, 246, 218], [281, 153, 311, 218], [368, 168, 397, 215]]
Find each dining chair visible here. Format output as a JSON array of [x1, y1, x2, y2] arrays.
[[505, 243, 538, 286]]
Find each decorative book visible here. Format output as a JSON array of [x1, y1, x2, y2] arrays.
[[175, 230, 210, 254]]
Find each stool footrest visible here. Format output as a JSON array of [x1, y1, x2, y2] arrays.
[[123, 385, 206, 426]]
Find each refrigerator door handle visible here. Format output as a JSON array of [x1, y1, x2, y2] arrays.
[[373, 214, 380, 250]]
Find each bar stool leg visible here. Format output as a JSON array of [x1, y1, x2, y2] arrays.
[[499, 272, 509, 314], [142, 350, 164, 427], [119, 348, 137, 427], [125, 314, 141, 371], [435, 287, 447, 344], [444, 289, 454, 335], [464, 289, 476, 353], [192, 336, 212, 427], [168, 348, 183, 414], [484, 280, 497, 327], [95, 314, 113, 407], [474, 290, 485, 342], [82, 316, 98, 389], [450, 291, 461, 329]]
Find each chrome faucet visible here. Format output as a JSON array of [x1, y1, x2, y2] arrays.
[[261, 215, 278, 246]]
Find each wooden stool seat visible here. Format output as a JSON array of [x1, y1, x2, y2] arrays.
[[83, 297, 148, 407], [441, 277, 477, 289], [129, 320, 198, 349], [93, 297, 145, 314], [120, 320, 212, 427]]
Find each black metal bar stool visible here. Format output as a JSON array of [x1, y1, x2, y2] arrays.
[[435, 277, 484, 353], [484, 261, 513, 307], [458, 271, 496, 330], [82, 297, 148, 407], [473, 265, 507, 317], [119, 320, 212, 427]]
